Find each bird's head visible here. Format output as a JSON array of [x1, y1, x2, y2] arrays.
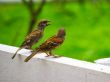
[[38, 20, 51, 30], [57, 28, 66, 38]]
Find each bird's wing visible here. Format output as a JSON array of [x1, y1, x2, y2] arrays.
[[46, 36, 63, 46], [39, 36, 60, 50], [20, 30, 42, 47]]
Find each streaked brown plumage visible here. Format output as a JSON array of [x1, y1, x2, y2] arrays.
[[12, 20, 50, 59], [24, 28, 66, 62]]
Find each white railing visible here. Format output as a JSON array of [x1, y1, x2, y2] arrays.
[[0, 44, 110, 82], [95, 58, 110, 66]]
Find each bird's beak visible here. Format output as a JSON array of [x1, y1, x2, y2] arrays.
[[46, 20, 51, 26]]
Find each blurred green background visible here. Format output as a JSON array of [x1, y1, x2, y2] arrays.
[[0, 0, 110, 62]]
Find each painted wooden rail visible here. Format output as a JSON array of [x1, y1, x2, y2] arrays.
[[95, 58, 110, 66], [0, 44, 110, 82]]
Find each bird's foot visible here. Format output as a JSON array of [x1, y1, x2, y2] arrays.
[[45, 56, 49, 57], [52, 55, 62, 58], [24, 47, 33, 52], [31, 50, 34, 53], [45, 55, 51, 57]]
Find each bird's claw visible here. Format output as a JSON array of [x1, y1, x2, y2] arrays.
[[52, 55, 62, 58], [31, 50, 34, 53], [45, 55, 50, 57]]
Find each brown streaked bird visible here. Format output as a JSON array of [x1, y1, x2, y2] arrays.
[[12, 20, 50, 59], [24, 28, 66, 62]]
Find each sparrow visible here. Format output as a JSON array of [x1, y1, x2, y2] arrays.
[[12, 20, 50, 59], [24, 28, 66, 62]]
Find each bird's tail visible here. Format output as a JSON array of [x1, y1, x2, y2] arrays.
[[24, 49, 40, 62], [12, 48, 23, 59]]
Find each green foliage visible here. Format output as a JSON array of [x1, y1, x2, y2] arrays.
[[0, 2, 110, 62]]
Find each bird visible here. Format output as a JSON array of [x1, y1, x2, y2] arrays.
[[24, 28, 66, 62], [11, 20, 50, 59]]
